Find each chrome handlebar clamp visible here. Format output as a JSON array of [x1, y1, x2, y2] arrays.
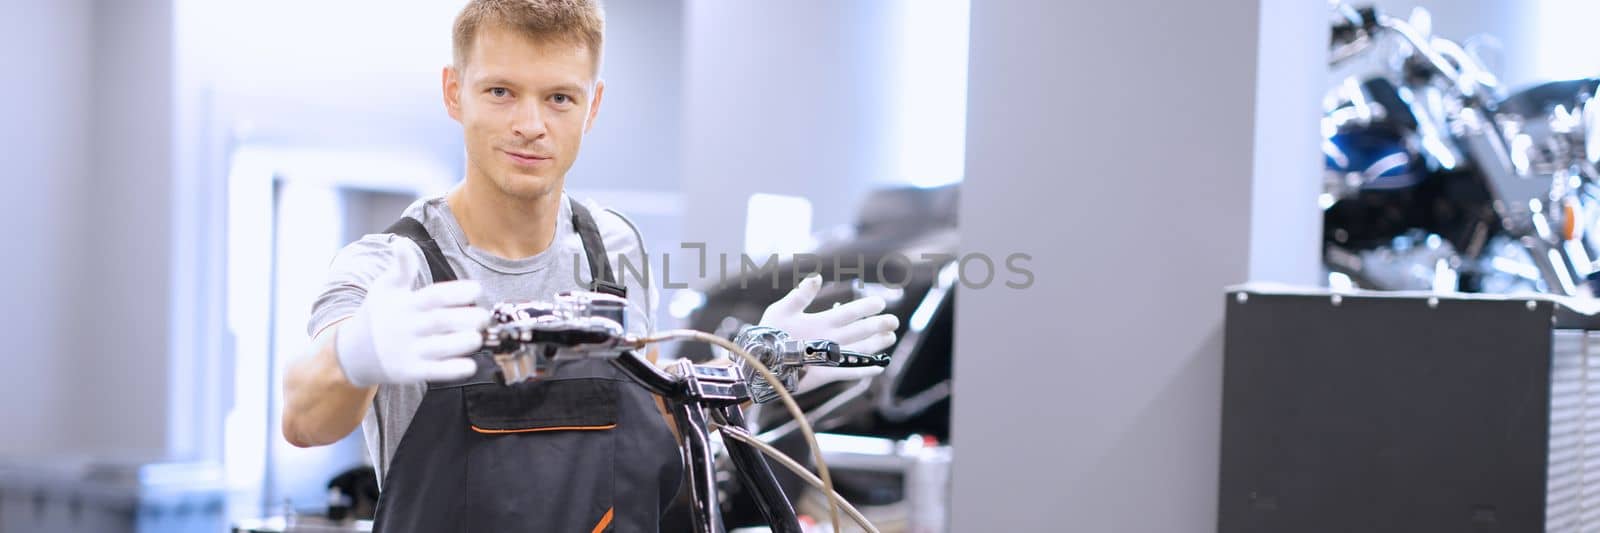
[[482, 291, 633, 384]]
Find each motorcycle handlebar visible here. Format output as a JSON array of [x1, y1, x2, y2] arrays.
[[1328, 4, 1485, 101], [480, 293, 890, 390]]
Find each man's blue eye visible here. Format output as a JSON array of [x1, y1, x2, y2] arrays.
[[489, 88, 509, 98], [552, 94, 570, 104]]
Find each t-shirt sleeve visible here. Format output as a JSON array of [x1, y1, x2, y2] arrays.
[[306, 234, 428, 340]]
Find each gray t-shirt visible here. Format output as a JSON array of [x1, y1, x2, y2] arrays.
[[306, 193, 656, 483]]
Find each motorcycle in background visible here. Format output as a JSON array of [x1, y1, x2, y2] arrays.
[[1321, 3, 1600, 296]]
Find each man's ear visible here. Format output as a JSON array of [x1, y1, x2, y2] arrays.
[[584, 79, 605, 135], [442, 65, 463, 123]]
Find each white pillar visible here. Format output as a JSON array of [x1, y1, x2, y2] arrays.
[[0, 0, 94, 457], [949, 0, 1322, 529], [78, 0, 177, 458], [1249, 0, 1328, 285]]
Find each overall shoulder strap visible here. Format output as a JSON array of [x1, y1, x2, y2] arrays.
[[568, 200, 627, 298], [383, 217, 458, 284]]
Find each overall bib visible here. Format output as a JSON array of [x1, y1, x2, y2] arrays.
[[370, 202, 684, 532]]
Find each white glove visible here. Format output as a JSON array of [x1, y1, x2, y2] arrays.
[[335, 241, 490, 386], [758, 274, 900, 393]]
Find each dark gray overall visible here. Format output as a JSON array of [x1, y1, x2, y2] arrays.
[[371, 202, 683, 532]]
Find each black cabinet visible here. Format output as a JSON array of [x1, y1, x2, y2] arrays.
[[1218, 288, 1599, 532]]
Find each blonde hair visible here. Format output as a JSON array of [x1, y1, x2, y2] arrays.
[[452, 0, 605, 70]]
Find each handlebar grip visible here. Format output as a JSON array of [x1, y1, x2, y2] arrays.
[[1330, 5, 1381, 49], [1330, 22, 1362, 48], [836, 350, 891, 368], [1355, 6, 1379, 30]]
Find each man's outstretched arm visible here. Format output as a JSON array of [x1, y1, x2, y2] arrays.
[[283, 240, 486, 447], [283, 319, 378, 448]]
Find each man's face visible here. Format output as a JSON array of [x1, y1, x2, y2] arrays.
[[444, 26, 602, 200]]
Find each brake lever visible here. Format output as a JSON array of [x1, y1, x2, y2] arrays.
[[733, 326, 892, 403], [798, 340, 890, 368], [837, 349, 891, 368]]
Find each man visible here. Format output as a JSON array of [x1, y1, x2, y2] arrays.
[[281, 1, 900, 531]]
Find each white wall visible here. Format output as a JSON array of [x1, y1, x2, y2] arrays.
[[0, 0, 94, 458], [950, 0, 1281, 530], [1534, 0, 1600, 82], [174, 0, 683, 193], [569, 0, 684, 192], [680, 0, 901, 258], [565, 0, 687, 309]]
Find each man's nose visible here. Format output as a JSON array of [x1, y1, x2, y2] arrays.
[[511, 102, 547, 140]]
